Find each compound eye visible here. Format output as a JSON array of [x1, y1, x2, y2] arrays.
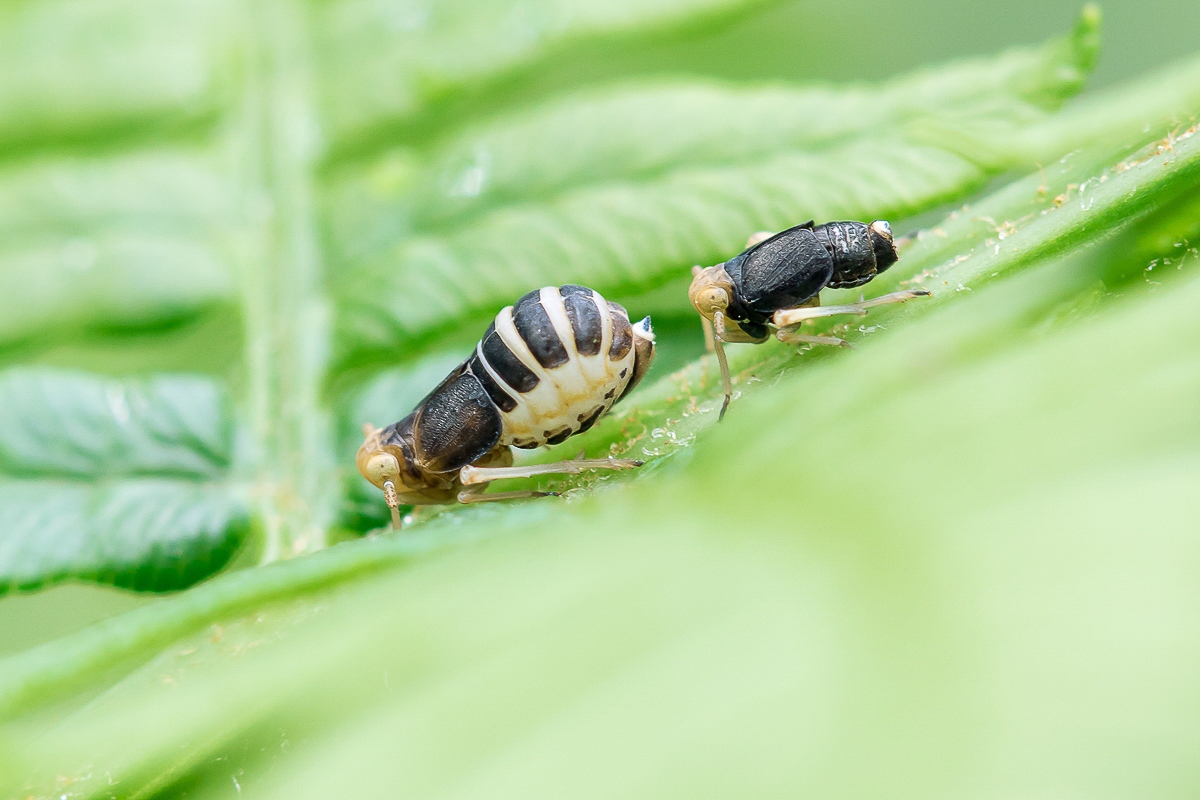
[[698, 287, 730, 316], [688, 268, 733, 318], [363, 452, 401, 487]]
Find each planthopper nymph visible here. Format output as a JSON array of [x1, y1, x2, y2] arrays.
[[358, 285, 656, 528], [689, 219, 930, 418]]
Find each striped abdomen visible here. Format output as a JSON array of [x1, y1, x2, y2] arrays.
[[467, 285, 655, 449]]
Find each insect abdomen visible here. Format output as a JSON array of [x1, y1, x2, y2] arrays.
[[817, 220, 899, 289], [470, 285, 654, 449]]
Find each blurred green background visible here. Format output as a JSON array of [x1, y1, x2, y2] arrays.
[[1, 0, 1196, 653]]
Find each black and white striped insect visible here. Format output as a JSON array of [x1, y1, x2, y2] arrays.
[[689, 219, 930, 418], [357, 285, 656, 528]]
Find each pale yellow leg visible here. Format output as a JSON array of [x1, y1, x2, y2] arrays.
[[457, 488, 558, 504], [776, 329, 851, 347], [459, 454, 643, 486], [772, 289, 931, 327]]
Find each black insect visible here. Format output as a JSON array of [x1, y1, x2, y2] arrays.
[[358, 285, 656, 528], [688, 219, 930, 418]]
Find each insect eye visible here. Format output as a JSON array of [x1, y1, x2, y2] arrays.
[[697, 287, 729, 315], [363, 452, 401, 486]]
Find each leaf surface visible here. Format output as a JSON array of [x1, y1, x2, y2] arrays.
[[0, 370, 249, 593]]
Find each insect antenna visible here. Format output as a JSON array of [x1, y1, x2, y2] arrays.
[[383, 481, 402, 530], [712, 310, 733, 420]]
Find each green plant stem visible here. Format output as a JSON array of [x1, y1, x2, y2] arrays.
[[240, 0, 335, 562]]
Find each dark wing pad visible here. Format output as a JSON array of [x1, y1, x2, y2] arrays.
[[726, 223, 834, 319], [413, 363, 503, 473]]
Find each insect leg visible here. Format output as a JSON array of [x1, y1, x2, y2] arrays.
[[772, 289, 931, 327], [775, 329, 852, 348], [457, 487, 559, 504], [459, 454, 643, 486]]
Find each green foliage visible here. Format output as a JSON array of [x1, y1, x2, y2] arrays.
[[0, 0, 236, 150], [3, 0, 1200, 795], [0, 150, 236, 347], [311, 0, 773, 150], [0, 370, 248, 592]]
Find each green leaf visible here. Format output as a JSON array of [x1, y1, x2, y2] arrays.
[[0, 369, 249, 593], [0, 0, 236, 151], [0, 150, 238, 347], [6, 266, 1200, 797], [312, 0, 779, 151], [622, 119, 1200, 450], [330, 8, 1097, 239]]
